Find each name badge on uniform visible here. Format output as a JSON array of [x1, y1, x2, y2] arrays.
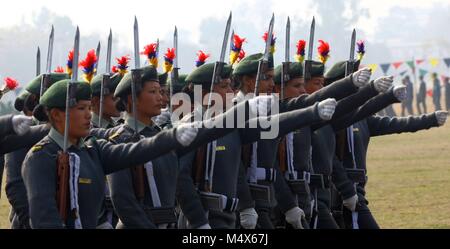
[[353, 128, 359, 132], [79, 178, 92, 184]]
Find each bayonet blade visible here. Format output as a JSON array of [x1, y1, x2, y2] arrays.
[[36, 47, 41, 76], [230, 29, 234, 57], [95, 41, 101, 75], [350, 29, 356, 61], [174, 27, 178, 69], [64, 26, 80, 152], [71, 27, 80, 81], [219, 12, 232, 63], [285, 17, 290, 63], [307, 17, 315, 61], [46, 25, 54, 73], [263, 13, 275, 62], [105, 29, 112, 74], [156, 38, 160, 62], [133, 16, 140, 69]]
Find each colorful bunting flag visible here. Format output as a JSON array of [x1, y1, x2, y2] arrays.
[[416, 59, 425, 65], [367, 64, 378, 73], [443, 58, 450, 68], [419, 69, 428, 77], [380, 63, 390, 75], [430, 58, 440, 67], [406, 61, 415, 70], [392, 61, 403, 69]]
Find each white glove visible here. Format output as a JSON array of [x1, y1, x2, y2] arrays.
[[317, 98, 337, 120], [352, 67, 372, 88], [374, 76, 394, 93], [197, 223, 212, 229], [393, 85, 407, 102], [248, 95, 274, 117], [240, 208, 258, 229], [153, 110, 171, 126], [12, 115, 33, 136], [343, 194, 358, 212], [175, 122, 199, 146], [285, 207, 305, 229], [435, 111, 448, 126]]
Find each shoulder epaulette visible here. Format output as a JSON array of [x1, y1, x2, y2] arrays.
[[31, 140, 51, 152], [108, 126, 126, 142]]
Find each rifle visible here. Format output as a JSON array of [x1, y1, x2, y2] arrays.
[[196, 12, 233, 212], [56, 27, 80, 223], [246, 14, 274, 203], [130, 17, 146, 202]]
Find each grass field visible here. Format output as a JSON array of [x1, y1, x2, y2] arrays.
[[0, 102, 449, 229]]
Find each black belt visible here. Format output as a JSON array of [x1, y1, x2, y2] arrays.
[[345, 168, 367, 183], [143, 206, 177, 225], [309, 174, 331, 189], [200, 192, 239, 213]]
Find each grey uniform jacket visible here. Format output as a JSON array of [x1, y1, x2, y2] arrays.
[[177, 102, 324, 228], [22, 127, 185, 229], [273, 80, 381, 212], [344, 113, 439, 203]]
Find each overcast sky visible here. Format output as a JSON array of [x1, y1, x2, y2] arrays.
[[1, 0, 450, 95]]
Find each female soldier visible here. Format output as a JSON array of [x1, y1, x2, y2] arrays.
[[22, 79, 199, 229]]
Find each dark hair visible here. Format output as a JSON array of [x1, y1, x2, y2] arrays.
[[32, 104, 49, 122]]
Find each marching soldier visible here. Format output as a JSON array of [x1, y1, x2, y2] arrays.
[[22, 79, 201, 228], [5, 91, 37, 229], [89, 60, 127, 229], [4, 72, 68, 229], [176, 61, 337, 229], [417, 75, 427, 114], [98, 65, 256, 229], [305, 57, 395, 228], [330, 81, 449, 228]]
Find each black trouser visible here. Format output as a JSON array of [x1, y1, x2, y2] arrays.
[[416, 99, 427, 114], [315, 200, 340, 229], [343, 198, 379, 229], [256, 207, 275, 229], [209, 210, 236, 229]]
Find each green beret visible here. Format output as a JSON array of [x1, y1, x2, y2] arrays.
[[90, 72, 124, 96], [14, 90, 31, 112], [25, 73, 70, 96], [40, 80, 92, 109], [273, 62, 304, 85], [324, 60, 361, 82], [309, 61, 325, 78], [185, 63, 232, 88], [232, 53, 274, 76], [114, 65, 159, 98], [168, 74, 188, 94], [158, 72, 168, 86]]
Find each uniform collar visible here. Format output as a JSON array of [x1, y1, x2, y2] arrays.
[[234, 91, 249, 103], [125, 114, 158, 133], [48, 127, 85, 150], [91, 112, 114, 129]]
